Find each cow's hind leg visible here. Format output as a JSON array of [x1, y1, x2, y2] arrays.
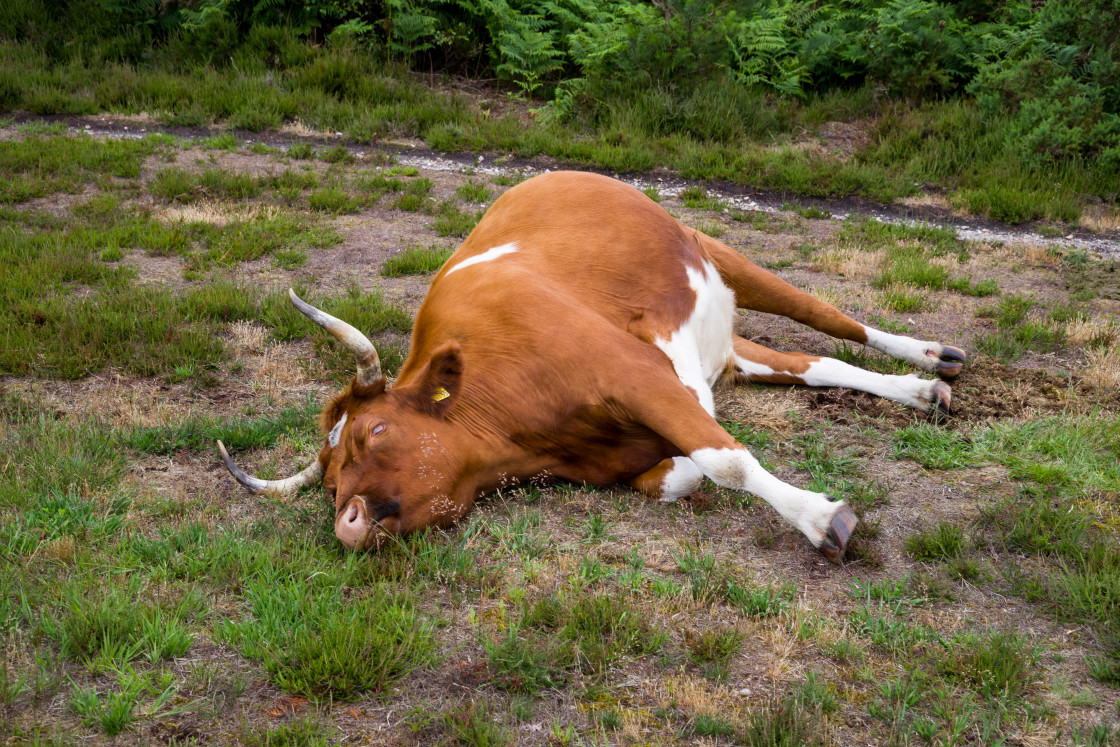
[[698, 234, 966, 377], [732, 336, 952, 413]]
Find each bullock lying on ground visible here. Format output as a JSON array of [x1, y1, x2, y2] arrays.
[[219, 171, 965, 563]]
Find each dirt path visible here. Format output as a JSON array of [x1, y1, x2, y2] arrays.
[[23, 112, 1120, 258]]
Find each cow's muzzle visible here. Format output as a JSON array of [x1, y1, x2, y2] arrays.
[[334, 497, 400, 550]]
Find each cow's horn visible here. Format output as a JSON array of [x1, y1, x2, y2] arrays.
[[288, 288, 383, 386], [217, 440, 323, 495]]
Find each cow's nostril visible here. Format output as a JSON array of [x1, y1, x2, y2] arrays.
[[345, 503, 361, 523]]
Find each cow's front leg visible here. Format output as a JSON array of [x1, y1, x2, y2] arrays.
[[687, 446, 857, 562], [617, 368, 857, 562], [628, 457, 703, 502]]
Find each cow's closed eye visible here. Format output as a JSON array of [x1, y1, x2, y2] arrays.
[[367, 422, 387, 446]]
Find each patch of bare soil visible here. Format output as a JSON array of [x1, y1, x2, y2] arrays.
[[817, 120, 874, 159], [1087, 259, 1120, 300]]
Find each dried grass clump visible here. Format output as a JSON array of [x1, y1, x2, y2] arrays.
[[158, 201, 281, 226]]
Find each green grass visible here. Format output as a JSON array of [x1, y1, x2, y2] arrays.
[[456, 179, 492, 203], [152, 167, 261, 202], [220, 578, 436, 701], [680, 185, 725, 211], [432, 200, 481, 238], [687, 626, 744, 680], [381, 243, 454, 276], [879, 285, 936, 312], [905, 522, 967, 561], [782, 202, 831, 219], [938, 630, 1040, 699], [838, 217, 960, 256], [119, 400, 319, 455], [975, 295, 1067, 361], [0, 132, 161, 203], [0, 201, 394, 379], [308, 186, 363, 213]]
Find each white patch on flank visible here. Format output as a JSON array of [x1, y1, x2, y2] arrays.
[[801, 358, 943, 411], [328, 413, 348, 448], [654, 260, 736, 416], [862, 325, 942, 371], [689, 446, 842, 546], [659, 457, 704, 502], [446, 242, 518, 275]]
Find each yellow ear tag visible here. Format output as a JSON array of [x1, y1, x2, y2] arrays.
[[432, 386, 450, 402]]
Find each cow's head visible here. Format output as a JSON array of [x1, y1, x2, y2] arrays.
[[218, 290, 468, 550]]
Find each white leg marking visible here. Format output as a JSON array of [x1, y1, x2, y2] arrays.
[[446, 242, 519, 275], [802, 358, 945, 411], [659, 456, 704, 502], [862, 325, 943, 371], [733, 353, 775, 378], [655, 260, 736, 416], [689, 446, 843, 547]]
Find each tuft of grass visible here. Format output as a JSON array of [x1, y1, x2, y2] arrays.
[[151, 167, 261, 202], [441, 702, 512, 747], [939, 630, 1040, 699], [838, 217, 959, 256], [680, 185, 725, 211], [742, 697, 824, 747], [879, 285, 936, 313], [687, 626, 744, 681], [975, 294, 1066, 361], [480, 624, 570, 695], [432, 200, 481, 238], [456, 179, 491, 203], [905, 522, 967, 561], [308, 186, 363, 213], [725, 579, 795, 618], [40, 578, 199, 668], [782, 202, 830, 219], [220, 578, 435, 702], [692, 712, 736, 737], [892, 424, 973, 470], [380, 243, 453, 276]]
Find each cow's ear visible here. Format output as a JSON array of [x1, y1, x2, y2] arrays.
[[413, 341, 463, 417]]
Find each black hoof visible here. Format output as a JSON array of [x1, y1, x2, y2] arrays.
[[820, 505, 859, 564], [941, 346, 967, 363], [927, 346, 966, 379], [931, 381, 952, 415]]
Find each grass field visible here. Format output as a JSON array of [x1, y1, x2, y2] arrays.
[[1, 122, 1120, 745]]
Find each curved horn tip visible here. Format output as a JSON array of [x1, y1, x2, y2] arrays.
[[288, 287, 301, 305], [216, 439, 267, 494]]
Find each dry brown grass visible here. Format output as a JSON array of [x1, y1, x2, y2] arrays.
[[899, 194, 952, 210], [648, 672, 738, 717], [811, 249, 883, 279], [714, 385, 805, 436], [278, 119, 328, 138], [979, 240, 1062, 267], [158, 200, 282, 225], [1082, 345, 1120, 389], [1079, 204, 1120, 233]]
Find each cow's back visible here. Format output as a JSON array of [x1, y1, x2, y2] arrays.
[[437, 171, 703, 336]]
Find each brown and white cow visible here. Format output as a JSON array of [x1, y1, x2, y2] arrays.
[[219, 171, 964, 563]]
